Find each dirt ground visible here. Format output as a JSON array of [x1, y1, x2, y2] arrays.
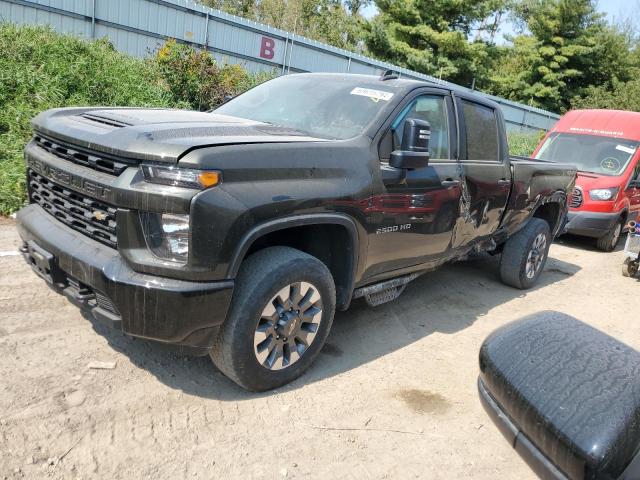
[[0, 219, 636, 480]]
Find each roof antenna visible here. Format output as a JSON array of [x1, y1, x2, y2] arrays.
[[380, 69, 399, 81]]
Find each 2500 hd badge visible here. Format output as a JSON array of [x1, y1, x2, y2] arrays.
[[376, 224, 412, 234]]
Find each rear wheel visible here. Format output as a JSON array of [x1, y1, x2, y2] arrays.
[[596, 219, 623, 252], [500, 218, 551, 289], [210, 246, 335, 391]]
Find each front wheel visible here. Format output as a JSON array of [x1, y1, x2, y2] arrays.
[[596, 219, 623, 252], [500, 218, 551, 289], [210, 247, 336, 391]]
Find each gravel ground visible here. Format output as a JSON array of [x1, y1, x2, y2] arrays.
[[0, 219, 636, 479]]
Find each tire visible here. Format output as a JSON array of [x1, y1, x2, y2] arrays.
[[500, 218, 551, 290], [210, 246, 336, 391], [596, 219, 623, 252], [622, 258, 639, 278]]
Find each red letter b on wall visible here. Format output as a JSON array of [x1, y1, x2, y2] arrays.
[[260, 37, 275, 60]]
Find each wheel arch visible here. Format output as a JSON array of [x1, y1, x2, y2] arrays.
[[227, 214, 360, 310], [531, 193, 567, 236]]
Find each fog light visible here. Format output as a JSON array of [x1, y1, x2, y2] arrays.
[[140, 212, 189, 263]]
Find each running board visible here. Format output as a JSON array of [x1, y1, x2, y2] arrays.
[[353, 273, 420, 307]]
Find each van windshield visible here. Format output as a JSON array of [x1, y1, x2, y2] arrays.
[[535, 133, 638, 176], [214, 75, 398, 140]]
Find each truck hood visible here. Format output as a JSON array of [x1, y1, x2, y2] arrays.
[[32, 107, 326, 163]]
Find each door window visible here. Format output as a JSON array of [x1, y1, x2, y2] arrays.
[[461, 100, 499, 161], [390, 95, 450, 160]]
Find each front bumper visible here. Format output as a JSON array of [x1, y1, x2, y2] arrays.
[[17, 204, 233, 355], [564, 210, 620, 238]]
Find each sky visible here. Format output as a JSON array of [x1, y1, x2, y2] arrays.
[[361, 0, 635, 41], [597, 0, 630, 22]]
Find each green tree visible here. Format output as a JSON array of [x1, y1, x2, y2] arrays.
[[490, 0, 636, 112], [571, 79, 640, 111], [365, 0, 508, 87]]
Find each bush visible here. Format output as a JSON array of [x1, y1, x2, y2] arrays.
[[507, 131, 544, 157], [156, 39, 276, 110], [0, 25, 274, 215], [0, 24, 173, 214]]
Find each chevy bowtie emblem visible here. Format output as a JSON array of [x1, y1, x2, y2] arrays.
[[92, 210, 108, 221]]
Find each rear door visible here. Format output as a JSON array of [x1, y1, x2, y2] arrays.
[[452, 96, 511, 248]]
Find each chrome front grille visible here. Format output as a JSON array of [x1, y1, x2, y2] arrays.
[[33, 134, 130, 176], [28, 169, 118, 248], [569, 187, 583, 208]]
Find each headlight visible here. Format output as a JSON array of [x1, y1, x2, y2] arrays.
[[589, 188, 618, 201], [140, 212, 190, 263], [141, 165, 221, 190]]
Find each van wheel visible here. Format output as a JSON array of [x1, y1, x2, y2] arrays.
[[596, 219, 623, 252], [500, 218, 551, 290], [210, 247, 335, 391]]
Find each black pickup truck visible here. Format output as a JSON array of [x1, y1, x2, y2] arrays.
[[17, 73, 576, 391]]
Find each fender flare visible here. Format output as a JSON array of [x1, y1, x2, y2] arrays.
[[227, 213, 360, 304], [530, 191, 569, 236]]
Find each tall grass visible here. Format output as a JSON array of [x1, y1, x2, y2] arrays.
[[507, 131, 544, 157], [0, 24, 173, 214]]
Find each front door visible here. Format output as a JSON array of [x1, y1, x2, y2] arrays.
[[364, 92, 463, 279]]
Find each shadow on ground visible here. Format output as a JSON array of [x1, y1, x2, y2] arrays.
[[86, 251, 581, 400], [556, 233, 627, 253]]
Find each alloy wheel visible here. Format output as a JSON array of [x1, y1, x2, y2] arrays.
[[525, 233, 547, 279], [253, 282, 323, 370]]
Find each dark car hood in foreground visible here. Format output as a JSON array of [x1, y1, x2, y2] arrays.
[[32, 107, 326, 163]]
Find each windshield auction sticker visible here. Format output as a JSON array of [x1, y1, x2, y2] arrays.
[[350, 87, 394, 102], [616, 145, 636, 155]]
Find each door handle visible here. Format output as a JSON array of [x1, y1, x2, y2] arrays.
[[497, 179, 511, 186], [441, 179, 461, 187]]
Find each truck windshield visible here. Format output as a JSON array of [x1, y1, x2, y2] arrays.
[[535, 133, 638, 176], [214, 75, 397, 140]]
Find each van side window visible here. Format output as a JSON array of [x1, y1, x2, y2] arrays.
[[461, 100, 499, 161], [387, 95, 450, 160]]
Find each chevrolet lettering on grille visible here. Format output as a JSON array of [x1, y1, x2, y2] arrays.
[[27, 157, 112, 199]]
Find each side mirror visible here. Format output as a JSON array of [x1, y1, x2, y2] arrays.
[[389, 119, 431, 170], [478, 311, 640, 480]]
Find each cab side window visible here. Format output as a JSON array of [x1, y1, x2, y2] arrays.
[[381, 95, 450, 161], [460, 100, 499, 161]]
